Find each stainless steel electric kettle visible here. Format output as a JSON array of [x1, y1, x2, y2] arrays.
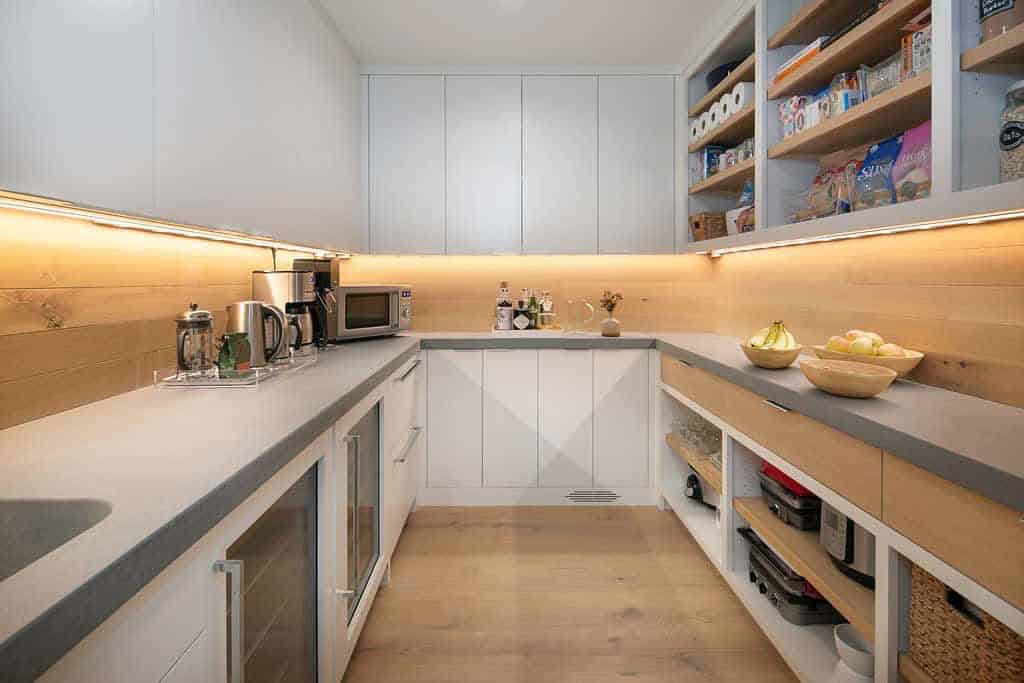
[[225, 301, 287, 368]]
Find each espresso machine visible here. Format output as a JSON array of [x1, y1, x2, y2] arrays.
[[252, 270, 318, 357], [291, 258, 335, 347]]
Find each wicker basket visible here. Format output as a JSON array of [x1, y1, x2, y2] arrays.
[[689, 212, 727, 242], [908, 565, 1024, 682]]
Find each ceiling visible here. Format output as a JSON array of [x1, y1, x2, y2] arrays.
[[319, 0, 735, 67]]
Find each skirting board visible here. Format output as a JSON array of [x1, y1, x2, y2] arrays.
[[416, 486, 659, 506]]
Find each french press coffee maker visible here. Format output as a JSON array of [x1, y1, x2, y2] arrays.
[[176, 303, 216, 375]]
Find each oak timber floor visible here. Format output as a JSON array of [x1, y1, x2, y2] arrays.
[[342, 506, 797, 682]]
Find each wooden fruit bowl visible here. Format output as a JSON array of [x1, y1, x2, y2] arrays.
[[812, 345, 924, 377], [800, 359, 898, 399], [740, 343, 802, 369]]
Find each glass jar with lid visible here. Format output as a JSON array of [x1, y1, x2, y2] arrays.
[[176, 303, 216, 375], [1000, 80, 1024, 182]]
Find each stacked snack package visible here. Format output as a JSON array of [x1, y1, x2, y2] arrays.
[[892, 121, 932, 202], [789, 145, 867, 223], [853, 135, 903, 211]]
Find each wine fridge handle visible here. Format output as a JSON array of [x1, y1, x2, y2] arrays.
[[213, 559, 244, 683]]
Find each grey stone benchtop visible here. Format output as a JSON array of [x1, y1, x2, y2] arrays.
[[2, 330, 1021, 679]]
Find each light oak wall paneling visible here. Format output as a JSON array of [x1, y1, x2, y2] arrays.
[[0, 208, 277, 430]]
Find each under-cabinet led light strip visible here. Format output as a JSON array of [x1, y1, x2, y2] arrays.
[[698, 207, 1024, 257], [0, 195, 348, 257]]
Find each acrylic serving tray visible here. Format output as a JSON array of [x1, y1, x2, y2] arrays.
[[155, 347, 317, 389]]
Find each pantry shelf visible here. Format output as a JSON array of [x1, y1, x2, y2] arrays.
[[688, 157, 755, 195], [666, 432, 722, 494], [734, 496, 875, 643], [768, 71, 931, 159], [961, 23, 1024, 73], [688, 103, 755, 153], [767, 0, 931, 100], [768, 0, 879, 50], [688, 53, 755, 118]]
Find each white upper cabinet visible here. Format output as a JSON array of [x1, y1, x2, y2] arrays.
[[369, 75, 446, 254], [445, 76, 523, 254], [523, 76, 598, 254], [0, 0, 155, 215], [154, 0, 365, 251], [593, 349, 649, 488], [483, 350, 539, 487], [597, 75, 675, 254]]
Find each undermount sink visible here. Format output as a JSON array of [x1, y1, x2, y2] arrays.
[[0, 498, 112, 582]]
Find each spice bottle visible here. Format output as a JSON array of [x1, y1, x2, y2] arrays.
[[1000, 80, 1024, 182]]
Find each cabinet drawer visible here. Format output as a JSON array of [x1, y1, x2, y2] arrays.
[[883, 453, 1024, 611], [660, 354, 882, 516], [384, 355, 422, 458]]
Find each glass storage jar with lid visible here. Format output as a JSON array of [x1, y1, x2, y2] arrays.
[[175, 303, 216, 375], [999, 80, 1024, 182]]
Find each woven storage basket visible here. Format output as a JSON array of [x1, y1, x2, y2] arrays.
[[689, 212, 727, 242], [908, 565, 1024, 682]]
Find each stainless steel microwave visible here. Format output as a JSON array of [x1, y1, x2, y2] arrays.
[[328, 285, 411, 341]]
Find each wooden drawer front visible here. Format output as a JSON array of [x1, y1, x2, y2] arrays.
[[661, 354, 882, 516], [883, 453, 1024, 611]]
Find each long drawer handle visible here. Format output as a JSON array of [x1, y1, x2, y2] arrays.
[[213, 559, 244, 683], [762, 398, 791, 413], [395, 359, 421, 382], [676, 358, 693, 368], [394, 426, 423, 464]]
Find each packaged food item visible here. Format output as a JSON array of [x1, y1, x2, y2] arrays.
[[737, 179, 754, 208], [1000, 80, 1024, 182], [779, 96, 807, 139], [980, 0, 1024, 43], [773, 38, 825, 84], [901, 25, 932, 80], [829, 72, 863, 117], [863, 53, 901, 99], [892, 121, 932, 202], [700, 144, 726, 179], [854, 135, 904, 210], [789, 146, 867, 222]]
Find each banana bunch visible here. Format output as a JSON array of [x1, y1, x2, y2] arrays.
[[749, 321, 798, 351]]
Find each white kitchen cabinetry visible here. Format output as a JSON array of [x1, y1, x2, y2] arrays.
[[483, 350, 539, 487], [427, 350, 484, 487], [523, 76, 599, 254], [369, 75, 446, 254], [445, 76, 523, 254], [382, 356, 423, 558], [0, 0, 155, 215], [537, 350, 595, 487], [597, 75, 676, 254], [593, 350, 649, 488]]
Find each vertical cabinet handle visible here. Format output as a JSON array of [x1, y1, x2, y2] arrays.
[[213, 559, 244, 683]]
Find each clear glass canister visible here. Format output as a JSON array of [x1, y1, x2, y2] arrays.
[[1000, 81, 1024, 182]]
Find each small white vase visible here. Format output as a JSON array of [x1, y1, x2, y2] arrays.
[[601, 317, 621, 337]]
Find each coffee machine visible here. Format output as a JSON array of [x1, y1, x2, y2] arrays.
[[251, 270, 319, 356], [291, 258, 336, 347]]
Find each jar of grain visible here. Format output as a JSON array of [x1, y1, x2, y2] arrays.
[[999, 80, 1024, 182], [981, 1, 1024, 43]]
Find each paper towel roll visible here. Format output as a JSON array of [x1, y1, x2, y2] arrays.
[[698, 111, 711, 138], [731, 81, 755, 113], [689, 118, 701, 143], [719, 92, 735, 121], [708, 102, 723, 130]]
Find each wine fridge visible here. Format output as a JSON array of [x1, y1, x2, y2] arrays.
[[340, 402, 381, 624], [216, 465, 318, 683]]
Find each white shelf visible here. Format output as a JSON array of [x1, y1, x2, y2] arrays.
[[661, 484, 722, 569]]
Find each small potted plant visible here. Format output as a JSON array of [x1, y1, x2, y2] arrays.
[[599, 290, 624, 337]]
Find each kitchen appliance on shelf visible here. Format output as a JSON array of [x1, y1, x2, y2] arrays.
[[175, 304, 216, 376], [328, 285, 412, 342], [215, 464, 318, 683], [820, 502, 876, 588], [252, 270, 318, 357], [291, 258, 336, 348], [340, 402, 381, 623], [225, 301, 288, 368], [759, 464, 821, 530]]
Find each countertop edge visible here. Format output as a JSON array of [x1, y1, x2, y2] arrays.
[[419, 336, 656, 350], [654, 339, 1024, 514], [1, 343, 420, 682]]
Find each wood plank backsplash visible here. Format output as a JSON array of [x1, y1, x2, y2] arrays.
[[1, 207, 1021, 430]]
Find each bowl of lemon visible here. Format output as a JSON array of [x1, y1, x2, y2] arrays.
[[741, 321, 803, 369], [812, 330, 924, 377]]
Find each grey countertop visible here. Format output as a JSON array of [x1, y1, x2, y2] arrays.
[[2, 330, 1022, 679]]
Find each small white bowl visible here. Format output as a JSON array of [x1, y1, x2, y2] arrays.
[[834, 623, 874, 677]]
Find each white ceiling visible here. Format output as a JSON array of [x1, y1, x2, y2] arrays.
[[320, 0, 734, 67]]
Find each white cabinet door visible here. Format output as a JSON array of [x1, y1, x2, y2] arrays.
[[593, 349, 649, 488], [158, 631, 212, 683], [483, 350, 538, 487], [427, 350, 483, 487], [445, 76, 523, 254], [523, 76, 598, 254], [0, 0, 154, 215], [369, 75, 445, 254], [597, 75, 675, 254], [538, 350, 594, 487]]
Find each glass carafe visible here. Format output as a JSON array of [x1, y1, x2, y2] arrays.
[[176, 304, 215, 375]]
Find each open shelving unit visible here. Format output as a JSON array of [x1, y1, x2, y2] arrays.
[[688, 53, 755, 117], [688, 156, 755, 195], [688, 103, 755, 153], [961, 22, 1024, 73], [665, 431, 722, 493]]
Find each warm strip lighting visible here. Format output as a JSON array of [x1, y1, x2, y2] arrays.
[[0, 194, 348, 257], [707, 207, 1024, 257]]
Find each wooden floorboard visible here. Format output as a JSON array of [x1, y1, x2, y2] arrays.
[[343, 506, 797, 682]]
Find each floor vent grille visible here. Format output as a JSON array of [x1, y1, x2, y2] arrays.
[[566, 489, 621, 504]]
